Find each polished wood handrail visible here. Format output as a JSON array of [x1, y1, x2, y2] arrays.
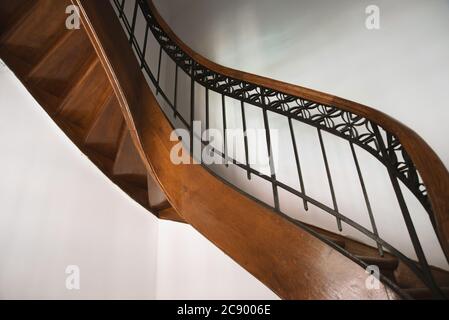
[[75, 0, 401, 299], [146, 0, 449, 260]]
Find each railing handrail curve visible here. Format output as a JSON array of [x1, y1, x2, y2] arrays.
[[74, 0, 412, 299], [146, 0, 449, 262]]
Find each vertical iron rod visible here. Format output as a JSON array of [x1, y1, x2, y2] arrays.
[[241, 101, 251, 180], [190, 63, 195, 154], [205, 89, 210, 140], [222, 95, 228, 167], [261, 93, 280, 211], [205, 88, 214, 157], [156, 46, 163, 96], [349, 141, 383, 256], [289, 118, 308, 211], [372, 124, 443, 298], [119, 0, 126, 18], [129, 0, 138, 44], [318, 128, 342, 231], [141, 21, 149, 69], [173, 65, 178, 118]]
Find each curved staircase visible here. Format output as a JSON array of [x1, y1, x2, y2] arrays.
[[1, 0, 449, 299]]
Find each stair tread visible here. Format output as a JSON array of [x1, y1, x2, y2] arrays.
[[322, 235, 346, 248], [394, 260, 449, 289], [147, 174, 170, 211], [1, 0, 70, 65], [0, 0, 37, 43], [356, 255, 399, 270], [0, 45, 33, 77], [113, 130, 148, 185], [157, 207, 186, 224], [57, 57, 113, 131], [84, 94, 125, 159], [27, 28, 96, 98], [114, 176, 149, 209], [26, 30, 73, 79]]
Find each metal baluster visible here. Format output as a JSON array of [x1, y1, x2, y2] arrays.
[[372, 124, 444, 298], [173, 65, 178, 118], [222, 94, 228, 167], [204, 88, 215, 159], [349, 141, 383, 255], [140, 21, 149, 69], [318, 128, 342, 231], [241, 101, 251, 180], [205, 88, 210, 138], [119, 0, 126, 18], [289, 118, 308, 211], [261, 89, 280, 211], [129, 0, 138, 44], [156, 46, 162, 96], [190, 62, 195, 155]]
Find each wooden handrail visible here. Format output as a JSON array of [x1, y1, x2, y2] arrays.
[[146, 0, 449, 261], [75, 0, 402, 299]]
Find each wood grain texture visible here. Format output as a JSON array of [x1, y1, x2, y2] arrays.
[[1, 0, 70, 65], [76, 0, 401, 300]]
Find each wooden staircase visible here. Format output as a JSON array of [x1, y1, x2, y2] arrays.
[[1, 0, 448, 299], [0, 0, 183, 224]]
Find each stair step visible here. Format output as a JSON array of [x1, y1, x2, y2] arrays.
[[84, 146, 116, 174], [85, 94, 125, 159], [322, 235, 346, 249], [26, 30, 73, 79], [0, 0, 37, 42], [57, 57, 113, 131], [0, 45, 33, 77], [157, 207, 186, 224], [147, 174, 171, 211], [26, 82, 62, 115], [394, 260, 449, 289], [27, 27, 95, 98], [1, 0, 71, 66], [114, 176, 149, 209], [113, 130, 147, 188], [403, 287, 449, 300], [357, 255, 399, 270]]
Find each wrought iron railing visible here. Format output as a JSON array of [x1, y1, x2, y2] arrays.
[[111, 0, 449, 299]]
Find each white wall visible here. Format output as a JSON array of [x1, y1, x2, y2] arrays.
[[156, 221, 279, 300], [151, 0, 449, 270], [0, 63, 277, 299], [0, 63, 159, 299]]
